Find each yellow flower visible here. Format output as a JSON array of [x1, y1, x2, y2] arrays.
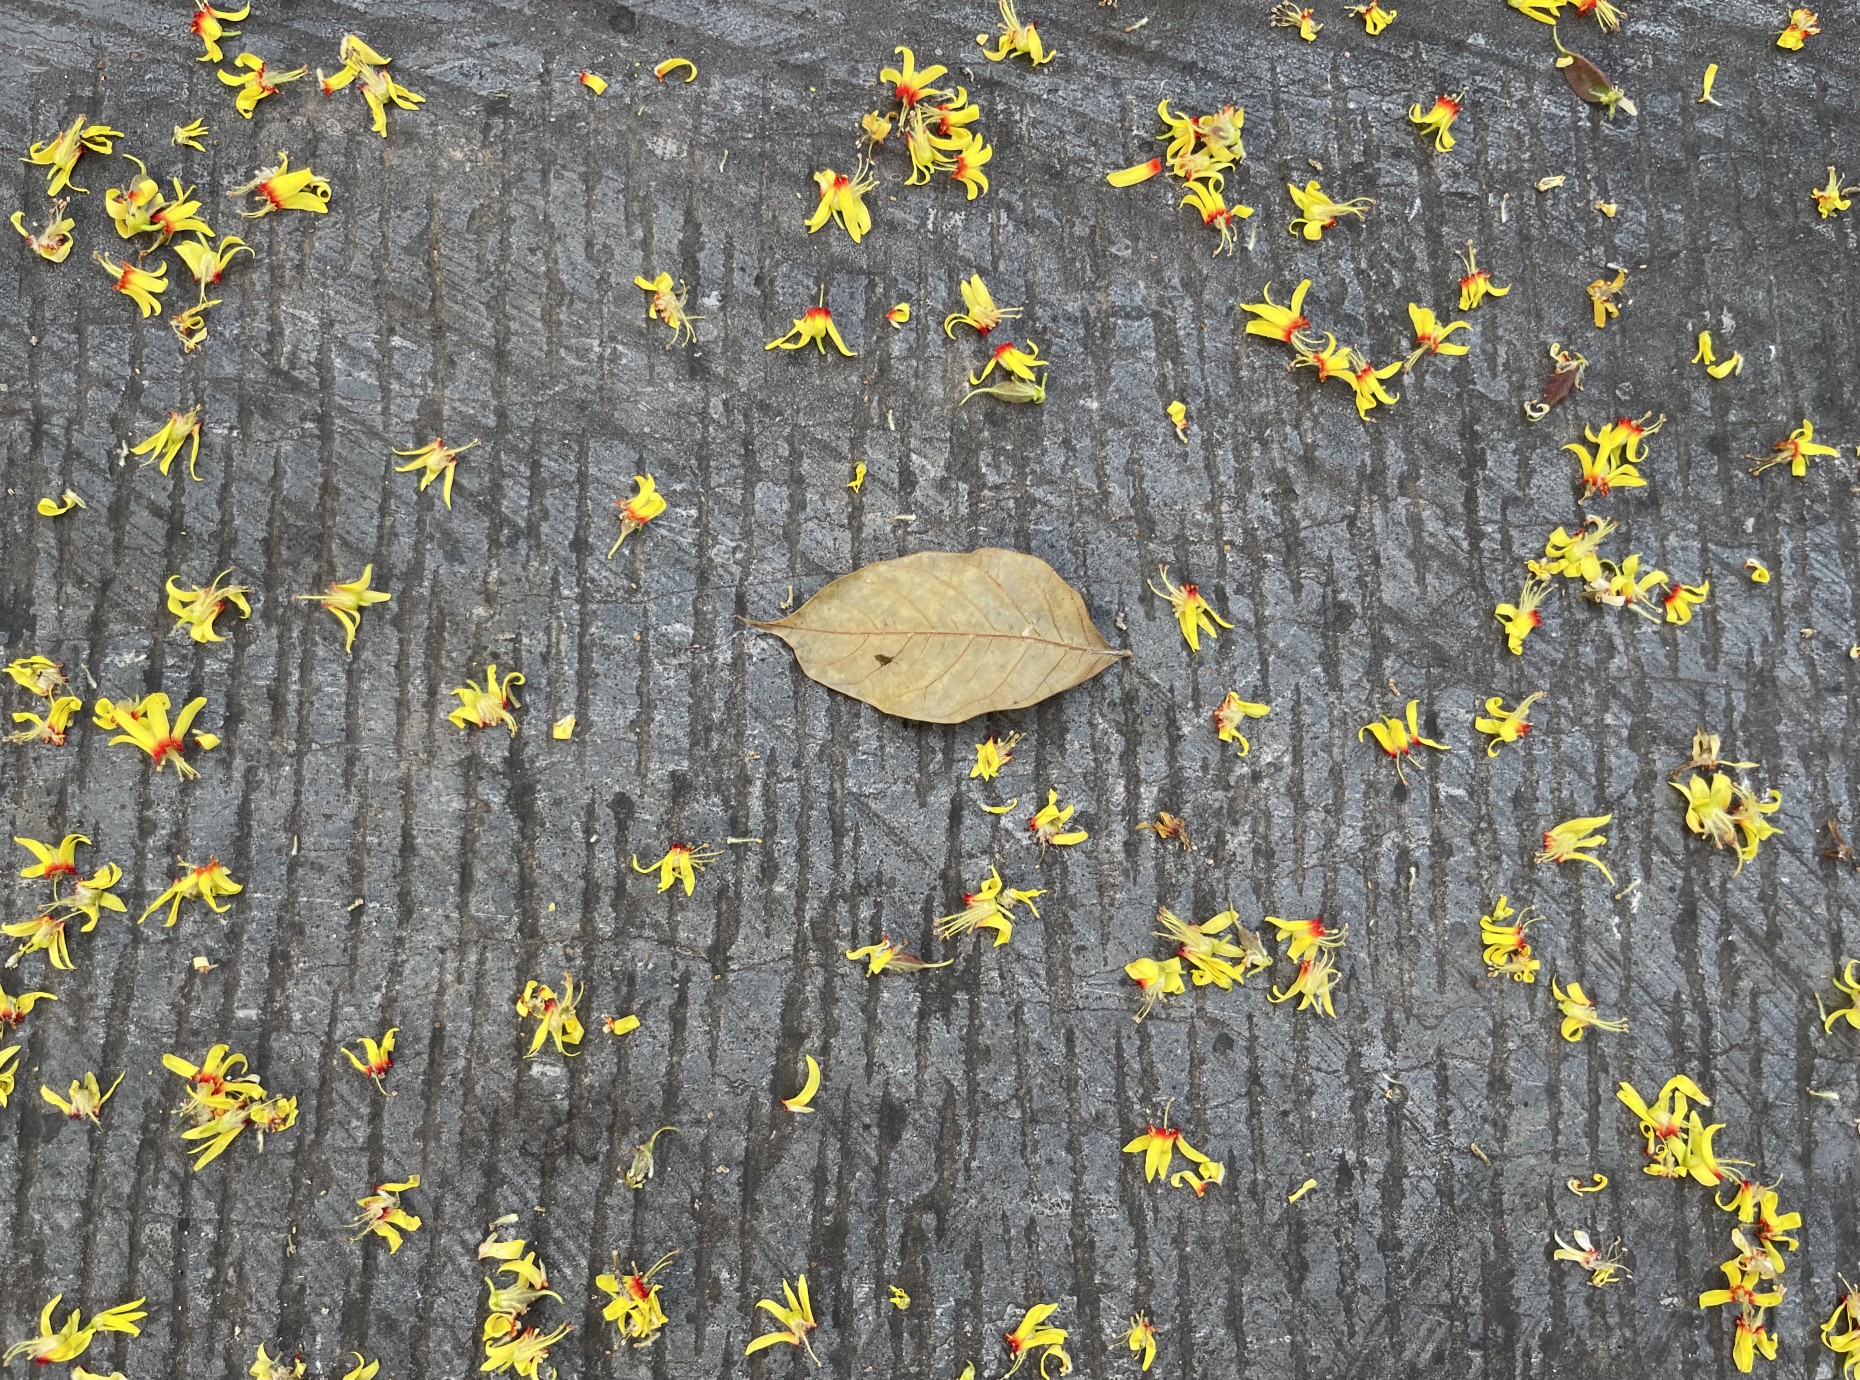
[[296, 564, 391, 653], [1552, 1231, 1629, 1286], [1, 1297, 146, 1366], [1564, 415, 1661, 498], [935, 866, 1043, 947], [3, 911, 73, 970], [1458, 242, 1511, 310], [1241, 278, 1312, 344], [229, 151, 330, 216], [0, 981, 56, 1032], [745, 1273, 819, 1361], [847, 461, 867, 493], [949, 132, 993, 199], [1211, 691, 1269, 755], [1027, 789, 1087, 848], [1001, 1303, 1071, 1379], [978, 0, 1055, 65], [845, 936, 952, 976], [14, 832, 88, 884], [1486, 577, 1546, 656], [1408, 90, 1465, 152], [1264, 913, 1347, 963], [1348, 0, 1397, 32], [1125, 1314, 1159, 1371], [780, 1053, 821, 1112], [1616, 1073, 1710, 1171], [944, 276, 1022, 341], [1749, 418, 1840, 477], [1474, 692, 1543, 756], [349, 1176, 422, 1252], [190, 1, 248, 61], [1286, 178, 1372, 239], [166, 571, 252, 644], [633, 271, 702, 346], [482, 1323, 572, 1376], [1148, 564, 1233, 652], [219, 53, 308, 117], [319, 36, 425, 137], [1530, 515, 1616, 583], [1536, 814, 1613, 882], [1124, 955, 1184, 1021], [1744, 559, 1771, 584], [597, 1251, 677, 1347], [1478, 895, 1541, 982], [1777, 6, 1820, 48], [140, 857, 243, 927], [342, 1028, 398, 1092], [61, 864, 126, 929], [1728, 782, 1782, 873], [1270, 2, 1323, 39], [1358, 699, 1449, 783], [392, 436, 478, 507], [11, 203, 76, 262], [970, 339, 1048, 387], [1821, 958, 1860, 1033], [767, 289, 856, 356], [516, 975, 584, 1057], [1825, 1278, 1860, 1374], [7, 655, 69, 698], [1344, 351, 1402, 420], [630, 842, 722, 896], [1584, 553, 1668, 621], [5, 695, 83, 747], [806, 160, 877, 242], [40, 1070, 126, 1126], [1587, 266, 1629, 328], [970, 731, 1021, 780], [1693, 330, 1744, 378], [448, 664, 524, 734], [879, 47, 949, 110], [609, 474, 667, 556], [1663, 578, 1709, 625], [623, 1125, 678, 1189], [248, 1344, 304, 1379], [1552, 978, 1627, 1040], [174, 116, 211, 148], [1404, 303, 1470, 367], [1292, 331, 1353, 385], [340, 1354, 379, 1380], [1268, 950, 1341, 1017], [94, 252, 168, 316], [35, 489, 86, 518], [1155, 907, 1271, 989], [1178, 179, 1252, 255], [132, 406, 204, 478], [1123, 1103, 1224, 1188], [0, 1045, 17, 1106], [96, 691, 211, 779], [23, 115, 123, 195]]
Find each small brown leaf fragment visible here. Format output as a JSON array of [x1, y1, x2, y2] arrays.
[[1559, 52, 1637, 118], [1523, 344, 1588, 421], [750, 549, 1128, 723]]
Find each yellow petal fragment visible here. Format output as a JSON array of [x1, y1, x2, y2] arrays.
[[780, 1053, 821, 1113]]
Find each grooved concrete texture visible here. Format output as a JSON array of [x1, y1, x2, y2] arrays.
[[3, 1, 1858, 1377]]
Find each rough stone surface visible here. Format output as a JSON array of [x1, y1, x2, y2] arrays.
[[2, 2, 1858, 1377]]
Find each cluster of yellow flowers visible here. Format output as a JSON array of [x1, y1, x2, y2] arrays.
[[1126, 908, 1347, 1021], [478, 1220, 571, 1377], [160, 1042, 298, 1170], [4, 834, 125, 970], [1106, 99, 1251, 256]]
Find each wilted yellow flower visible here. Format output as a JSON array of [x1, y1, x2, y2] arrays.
[[248, 1343, 304, 1380], [1530, 515, 1616, 583], [1553, 1230, 1630, 1286], [970, 338, 1049, 387], [219, 53, 308, 117], [653, 57, 697, 82], [845, 936, 952, 976], [319, 34, 425, 137], [35, 490, 85, 518], [11, 203, 76, 263], [1457, 242, 1510, 311], [40, 1070, 125, 1126], [1001, 1303, 1070, 1378], [229, 151, 330, 216], [1348, 0, 1397, 33], [141, 857, 243, 927], [1693, 330, 1744, 378], [0, 981, 56, 1033], [1286, 178, 1372, 239], [448, 664, 524, 734], [190, 1, 248, 61], [1270, 2, 1322, 39], [1408, 90, 1465, 152], [173, 116, 210, 149], [1211, 691, 1269, 755], [392, 436, 478, 507], [1749, 419, 1840, 478], [350, 1176, 422, 1252], [978, 0, 1055, 64], [342, 1028, 397, 1093], [94, 691, 211, 779], [1359, 700, 1449, 783], [1663, 578, 1709, 626], [517, 975, 584, 1057], [623, 1125, 678, 1189], [1027, 789, 1088, 849], [296, 565, 391, 654], [1587, 266, 1629, 328], [1552, 978, 1627, 1040], [1124, 1103, 1225, 1190], [597, 1251, 677, 1347], [93, 252, 168, 316], [780, 1053, 821, 1113], [745, 1273, 819, 1361], [767, 289, 856, 356], [630, 842, 722, 896], [0, 1046, 17, 1107], [339, 1353, 379, 1380], [1536, 814, 1613, 881], [806, 161, 877, 242], [5, 695, 83, 747], [970, 732, 1021, 780], [1268, 950, 1341, 1017], [1405, 303, 1470, 367], [1148, 564, 1233, 652], [132, 406, 204, 478], [2, 1296, 145, 1366], [936, 866, 1042, 947], [23, 115, 122, 195], [1124, 956, 1184, 1021], [166, 571, 252, 644], [634, 272, 701, 347], [609, 475, 667, 556], [1154, 907, 1270, 989], [1474, 692, 1542, 756], [1479, 895, 1541, 982], [6, 655, 69, 698], [1125, 1314, 1159, 1371], [1777, 6, 1820, 48], [1820, 958, 1860, 1033]]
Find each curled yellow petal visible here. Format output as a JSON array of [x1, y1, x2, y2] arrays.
[[980, 797, 1021, 815], [780, 1053, 821, 1113], [1745, 560, 1771, 584], [36, 490, 86, 517], [654, 57, 697, 83], [1566, 1173, 1609, 1194], [848, 461, 866, 493]]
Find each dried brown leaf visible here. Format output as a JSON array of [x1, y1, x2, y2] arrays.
[[750, 548, 1128, 723]]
